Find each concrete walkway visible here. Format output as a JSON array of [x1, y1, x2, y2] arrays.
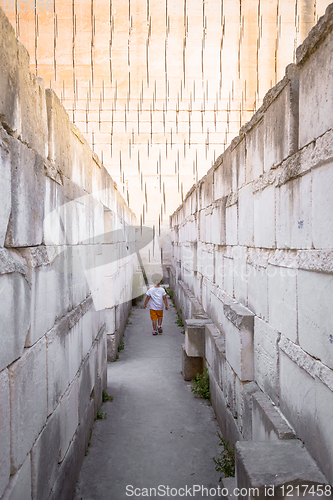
[[74, 296, 222, 500]]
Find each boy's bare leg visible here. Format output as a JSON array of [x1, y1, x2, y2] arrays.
[[158, 318, 163, 326], [152, 320, 157, 331]]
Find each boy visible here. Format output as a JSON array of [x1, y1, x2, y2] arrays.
[[143, 273, 168, 335]]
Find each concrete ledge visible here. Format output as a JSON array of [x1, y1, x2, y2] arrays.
[[185, 319, 212, 357], [181, 344, 203, 381], [235, 440, 329, 500], [252, 392, 296, 441], [223, 301, 255, 331]]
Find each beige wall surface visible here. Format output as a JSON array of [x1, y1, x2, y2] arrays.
[[4, 0, 331, 225]]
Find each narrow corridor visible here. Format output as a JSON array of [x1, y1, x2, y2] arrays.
[[73, 295, 221, 499]]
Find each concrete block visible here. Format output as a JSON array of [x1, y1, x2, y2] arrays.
[[1, 453, 31, 500], [298, 270, 333, 369], [245, 119, 264, 183], [212, 202, 226, 245], [46, 90, 74, 183], [235, 377, 248, 433], [215, 151, 233, 198], [222, 360, 237, 418], [224, 257, 234, 298], [233, 246, 248, 306], [268, 265, 297, 342], [9, 338, 47, 472], [315, 379, 333, 485], [197, 245, 214, 282], [236, 440, 328, 500], [254, 317, 280, 404], [46, 297, 91, 415], [299, 30, 333, 148], [31, 406, 61, 500], [276, 173, 312, 249], [0, 268, 31, 372], [264, 83, 292, 171], [214, 161, 227, 199], [209, 368, 242, 445], [253, 186, 275, 248], [238, 184, 254, 247], [107, 333, 116, 362], [17, 43, 48, 158], [67, 316, 85, 386], [48, 399, 95, 500], [0, 9, 19, 133], [252, 391, 295, 441], [47, 322, 71, 415], [223, 301, 255, 382], [59, 377, 79, 463], [97, 329, 107, 378], [215, 248, 224, 290], [233, 139, 246, 189], [23, 249, 62, 347], [78, 353, 97, 422], [226, 204, 238, 246], [5, 138, 45, 248], [181, 344, 204, 381], [43, 178, 66, 247], [0, 369, 10, 498], [247, 265, 268, 321], [242, 382, 261, 441], [205, 323, 225, 390], [279, 350, 317, 456], [200, 170, 214, 208], [81, 309, 95, 360], [185, 319, 212, 357], [0, 128, 11, 247], [312, 161, 333, 249]]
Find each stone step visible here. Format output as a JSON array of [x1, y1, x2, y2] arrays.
[[235, 440, 330, 500], [252, 391, 296, 441]]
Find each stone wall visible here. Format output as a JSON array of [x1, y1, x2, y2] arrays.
[[0, 7, 137, 500], [170, 4, 333, 488]]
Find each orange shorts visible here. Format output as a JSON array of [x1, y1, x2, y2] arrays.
[[150, 309, 163, 321]]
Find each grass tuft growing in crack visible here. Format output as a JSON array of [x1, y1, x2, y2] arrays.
[[213, 432, 235, 479], [191, 367, 210, 400]]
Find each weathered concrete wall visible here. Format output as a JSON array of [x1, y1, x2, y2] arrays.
[[0, 7, 137, 500], [170, 3, 333, 488]]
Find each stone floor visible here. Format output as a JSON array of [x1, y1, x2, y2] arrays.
[[73, 295, 222, 500]]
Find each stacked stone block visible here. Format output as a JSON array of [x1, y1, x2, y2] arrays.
[[170, 3, 333, 490], [0, 6, 137, 500]]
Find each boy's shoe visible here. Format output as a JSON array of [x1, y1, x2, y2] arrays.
[[157, 327, 163, 334], [152, 330, 158, 335]]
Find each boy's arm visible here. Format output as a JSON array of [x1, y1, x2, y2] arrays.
[[143, 295, 150, 309], [163, 295, 168, 310]]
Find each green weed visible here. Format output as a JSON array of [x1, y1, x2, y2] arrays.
[[213, 432, 235, 479], [118, 339, 124, 352], [96, 409, 107, 420], [102, 390, 113, 402], [191, 367, 210, 400]]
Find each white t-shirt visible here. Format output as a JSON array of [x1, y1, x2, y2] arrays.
[[146, 286, 166, 310]]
